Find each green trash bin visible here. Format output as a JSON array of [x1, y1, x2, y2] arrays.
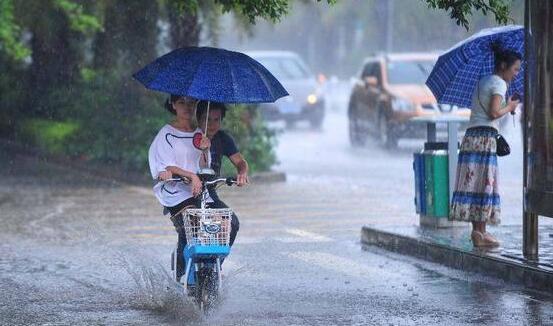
[[423, 148, 449, 218]]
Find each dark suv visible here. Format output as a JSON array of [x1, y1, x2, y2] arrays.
[[248, 51, 325, 129], [348, 53, 470, 148]]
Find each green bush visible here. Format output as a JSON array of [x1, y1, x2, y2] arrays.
[[7, 69, 278, 175], [59, 71, 167, 170], [221, 105, 278, 174], [18, 119, 79, 154]]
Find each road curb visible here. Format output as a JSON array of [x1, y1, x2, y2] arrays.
[[361, 225, 553, 293]]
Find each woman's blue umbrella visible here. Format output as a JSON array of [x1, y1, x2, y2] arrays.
[[133, 46, 289, 103], [426, 25, 524, 108]]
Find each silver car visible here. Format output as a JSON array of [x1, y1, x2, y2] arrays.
[[247, 51, 325, 128]]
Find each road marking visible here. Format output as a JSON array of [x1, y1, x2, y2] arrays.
[[288, 251, 385, 278], [283, 228, 333, 242]]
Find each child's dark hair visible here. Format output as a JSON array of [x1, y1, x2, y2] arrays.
[[196, 101, 227, 121], [164, 94, 182, 115], [492, 43, 522, 72]]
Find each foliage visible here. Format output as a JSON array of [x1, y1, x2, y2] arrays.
[[52, 0, 102, 34], [424, 0, 511, 30], [59, 73, 166, 170], [0, 0, 101, 63], [18, 119, 79, 154], [170, 0, 336, 24], [221, 105, 278, 174], [0, 0, 30, 60]]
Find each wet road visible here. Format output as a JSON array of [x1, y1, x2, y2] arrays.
[[2, 108, 553, 325]]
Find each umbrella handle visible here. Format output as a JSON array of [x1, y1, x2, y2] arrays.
[[204, 101, 210, 137], [201, 100, 210, 169]]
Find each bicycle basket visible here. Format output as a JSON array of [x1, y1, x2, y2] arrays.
[[183, 208, 232, 246]]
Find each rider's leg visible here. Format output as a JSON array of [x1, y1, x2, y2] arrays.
[[170, 214, 187, 281], [229, 212, 240, 247], [167, 197, 200, 281]]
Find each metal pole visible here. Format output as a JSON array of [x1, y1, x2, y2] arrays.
[[386, 0, 394, 52], [523, 213, 539, 259], [447, 122, 458, 202], [427, 122, 436, 142], [523, 0, 538, 260]]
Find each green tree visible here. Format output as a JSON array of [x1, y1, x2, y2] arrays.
[[424, 0, 512, 30]]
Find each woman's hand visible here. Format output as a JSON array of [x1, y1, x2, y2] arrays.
[[158, 170, 172, 181], [190, 174, 203, 197], [199, 135, 211, 150], [236, 172, 249, 186], [506, 96, 520, 113]]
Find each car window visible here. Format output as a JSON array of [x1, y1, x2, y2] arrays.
[[255, 57, 311, 80], [386, 60, 435, 85]]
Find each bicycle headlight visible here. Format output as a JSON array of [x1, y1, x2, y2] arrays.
[[391, 98, 415, 112]]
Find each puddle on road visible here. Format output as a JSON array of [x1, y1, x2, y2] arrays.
[[0, 238, 209, 325]]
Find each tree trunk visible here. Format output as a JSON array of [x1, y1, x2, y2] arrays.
[[28, 2, 82, 118], [93, 0, 159, 72], [168, 6, 200, 48]]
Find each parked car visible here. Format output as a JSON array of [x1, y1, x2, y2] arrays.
[[348, 53, 470, 148], [247, 51, 325, 128]]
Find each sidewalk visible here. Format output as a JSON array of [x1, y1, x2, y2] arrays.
[[361, 221, 553, 293]]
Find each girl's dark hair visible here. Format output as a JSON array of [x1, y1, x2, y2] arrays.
[[196, 101, 227, 121], [492, 43, 522, 72], [164, 94, 183, 115]]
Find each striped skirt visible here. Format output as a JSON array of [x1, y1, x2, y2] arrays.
[[449, 127, 500, 225]]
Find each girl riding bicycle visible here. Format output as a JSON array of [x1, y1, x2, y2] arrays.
[[148, 94, 211, 282]]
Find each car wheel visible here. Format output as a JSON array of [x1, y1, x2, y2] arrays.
[[378, 114, 398, 149], [349, 103, 366, 147], [309, 115, 324, 130]]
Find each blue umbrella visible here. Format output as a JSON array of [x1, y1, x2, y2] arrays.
[[426, 25, 524, 108], [133, 46, 289, 104]]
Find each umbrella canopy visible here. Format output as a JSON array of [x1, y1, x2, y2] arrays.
[[133, 46, 289, 103], [426, 25, 524, 108]]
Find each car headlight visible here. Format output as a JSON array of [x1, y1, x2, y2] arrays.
[[391, 98, 415, 112], [307, 94, 318, 105]]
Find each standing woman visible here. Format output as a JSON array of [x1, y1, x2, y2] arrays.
[[449, 47, 521, 247], [148, 95, 210, 282]]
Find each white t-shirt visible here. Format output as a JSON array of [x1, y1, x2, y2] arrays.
[[148, 125, 210, 207], [468, 74, 508, 130]]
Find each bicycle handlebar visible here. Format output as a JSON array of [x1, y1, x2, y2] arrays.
[[163, 176, 191, 184], [205, 177, 237, 187], [161, 176, 236, 187]]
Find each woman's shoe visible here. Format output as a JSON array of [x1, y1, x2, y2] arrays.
[[483, 232, 500, 247], [471, 230, 486, 247], [471, 230, 499, 247]]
